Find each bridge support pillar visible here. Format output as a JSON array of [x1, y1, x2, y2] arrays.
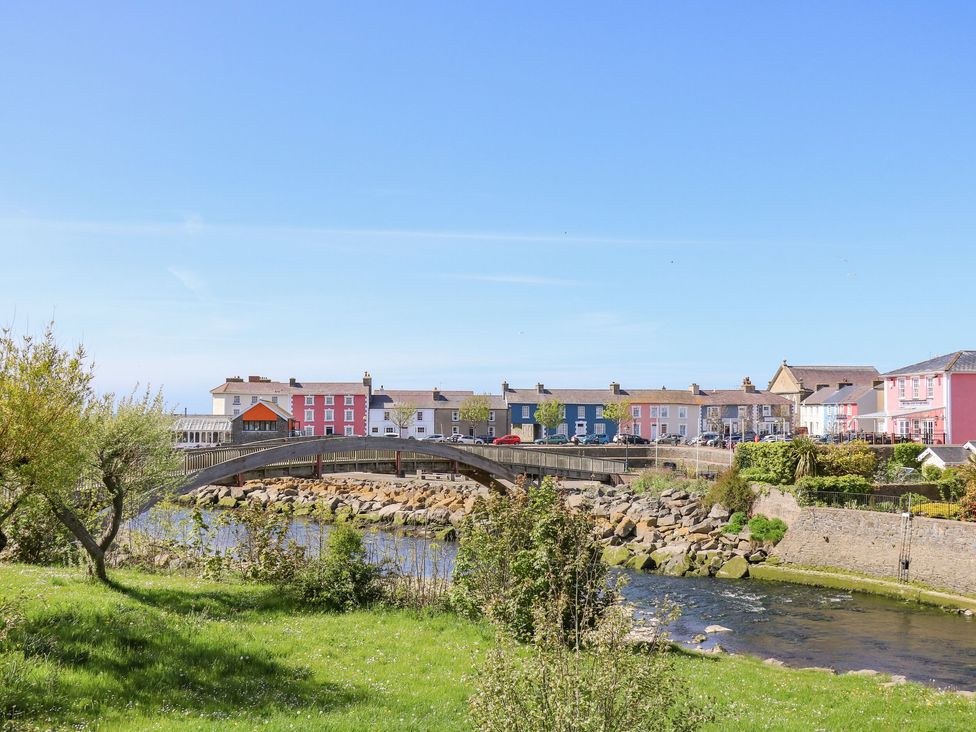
[[314, 453, 322, 479], [395, 450, 402, 478], [236, 473, 243, 487]]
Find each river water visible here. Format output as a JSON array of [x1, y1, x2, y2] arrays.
[[133, 511, 976, 689]]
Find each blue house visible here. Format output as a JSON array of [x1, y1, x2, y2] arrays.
[[501, 381, 628, 442]]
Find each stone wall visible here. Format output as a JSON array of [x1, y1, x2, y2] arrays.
[[752, 488, 803, 525], [773, 507, 976, 595]]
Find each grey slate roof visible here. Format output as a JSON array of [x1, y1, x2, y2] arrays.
[[699, 389, 792, 406], [920, 446, 970, 466], [786, 365, 879, 390], [370, 390, 506, 410], [884, 351, 976, 376], [171, 415, 232, 432]]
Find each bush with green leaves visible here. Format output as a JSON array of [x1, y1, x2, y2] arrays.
[[0, 492, 79, 565], [452, 477, 613, 643], [818, 441, 877, 478], [937, 467, 966, 501], [746, 514, 787, 545], [470, 603, 712, 732], [892, 443, 926, 470], [703, 468, 754, 515], [722, 512, 747, 535], [291, 523, 384, 610], [738, 468, 782, 485], [733, 442, 797, 485], [795, 475, 873, 494], [921, 464, 943, 482]]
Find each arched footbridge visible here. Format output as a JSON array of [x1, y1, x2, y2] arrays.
[[175, 436, 627, 496]]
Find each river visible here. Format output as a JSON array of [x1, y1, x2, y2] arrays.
[[131, 510, 976, 689]]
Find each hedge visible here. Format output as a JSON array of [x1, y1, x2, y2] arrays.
[[892, 443, 926, 469], [733, 442, 797, 485], [795, 475, 873, 494]]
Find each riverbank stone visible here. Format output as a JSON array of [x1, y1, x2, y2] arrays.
[[716, 556, 750, 579], [602, 546, 631, 566]]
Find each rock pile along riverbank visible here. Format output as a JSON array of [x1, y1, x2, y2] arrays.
[[180, 476, 769, 578]]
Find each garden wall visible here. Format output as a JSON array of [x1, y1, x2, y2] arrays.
[[772, 507, 976, 596]]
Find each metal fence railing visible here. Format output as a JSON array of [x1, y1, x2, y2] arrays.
[[805, 491, 964, 521]]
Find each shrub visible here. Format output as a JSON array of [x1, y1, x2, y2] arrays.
[[733, 443, 797, 485], [703, 469, 754, 515], [892, 443, 926, 470], [291, 523, 384, 610], [739, 468, 781, 485], [960, 483, 976, 522], [792, 437, 820, 481], [921, 464, 943, 482], [818, 441, 877, 478], [1, 493, 79, 566], [795, 475, 873, 494], [469, 604, 712, 732], [913, 502, 961, 520], [938, 467, 966, 501], [452, 477, 613, 643], [746, 514, 788, 545], [630, 471, 709, 497], [722, 512, 747, 535]]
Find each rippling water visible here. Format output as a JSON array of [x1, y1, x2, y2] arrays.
[[133, 510, 976, 689]]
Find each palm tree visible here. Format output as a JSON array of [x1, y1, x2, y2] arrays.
[[792, 437, 819, 482]]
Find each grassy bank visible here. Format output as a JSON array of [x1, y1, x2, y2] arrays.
[[2, 565, 975, 731]]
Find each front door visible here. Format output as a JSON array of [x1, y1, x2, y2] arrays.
[[575, 420, 587, 437]]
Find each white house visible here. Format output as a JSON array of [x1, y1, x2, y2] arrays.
[[211, 375, 293, 417], [368, 390, 438, 438]]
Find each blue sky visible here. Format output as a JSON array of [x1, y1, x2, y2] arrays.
[[1, 2, 974, 412]]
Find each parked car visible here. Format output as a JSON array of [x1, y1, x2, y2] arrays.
[[534, 434, 570, 445], [724, 431, 757, 448], [576, 433, 610, 445], [761, 433, 789, 443], [613, 433, 649, 445], [653, 433, 686, 445], [689, 432, 719, 446], [492, 434, 521, 445], [449, 434, 485, 444], [705, 433, 725, 447], [421, 434, 447, 442]]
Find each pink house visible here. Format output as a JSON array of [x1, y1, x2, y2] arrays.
[[290, 373, 373, 437], [877, 351, 976, 444]]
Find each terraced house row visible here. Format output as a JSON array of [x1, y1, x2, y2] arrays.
[[169, 350, 976, 448]]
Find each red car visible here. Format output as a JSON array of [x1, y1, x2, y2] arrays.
[[492, 434, 521, 445]]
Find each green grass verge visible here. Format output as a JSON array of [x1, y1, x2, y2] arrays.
[[1, 564, 974, 731]]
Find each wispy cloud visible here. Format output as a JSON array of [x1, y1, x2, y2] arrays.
[[167, 267, 210, 299], [442, 273, 584, 287], [0, 216, 723, 249]]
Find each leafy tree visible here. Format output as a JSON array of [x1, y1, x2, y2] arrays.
[[601, 400, 632, 438], [534, 399, 564, 438], [388, 403, 417, 437], [49, 388, 182, 582], [892, 443, 926, 470], [958, 456, 976, 522], [0, 325, 93, 554], [459, 394, 491, 436]]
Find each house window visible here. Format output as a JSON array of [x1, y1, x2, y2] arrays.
[[304, 409, 313, 422], [557, 423, 568, 436], [633, 424, 641, 435], [371, 427, 379, 434], [595, 406, 604, 418], [559, 406, 566, 419], [762, 405, 770, 417], [304, 426, 314, 436], [660, 423, 669, 434], [325, 409, 334, 422], [452, 411, 459, 422], [383, 411, 390, 420], [385, 427, 396, 434], [416, 411, 423, 421], [344, 409, 354, 422], [679, 406, 688, 419], [489, 411, 496, 422], [251, 396, 258, 405], [452, 426, 460, 435], [737, 406, 746, 418], [344, 425, 354, 436], [416, 426, 426, 434], [897, 420, 908, 436], [679, 424, 687, 436], [898, 378, 905, 398], [927, 377, 934, 398], [233, 396, 241, 405], [521, 406, 530, 419], [594, 423, 605, 435], [305, 395, 314, 406], [707, 406, 719, 418], [577, 406, 586, 419], [271, 396, 278, 404], [661, 406, 669, 418], [325, 426, 335, 435], [650, 407, 658, 418], [344, 395, 354, 406], [631, 406, 641, 418], [488, 426, 496, 437], [912, 377, 919, 399], [233, 408, 240, 416], [325, 395, 334, 405]]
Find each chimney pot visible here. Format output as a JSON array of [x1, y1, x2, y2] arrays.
[[690, 383, 700, 395], [362, 372, 372, 388], [501, 381, 509, 394], [610, 381, 620, 395], [289, 377, 297, 387], [536, 383, 545, 394]]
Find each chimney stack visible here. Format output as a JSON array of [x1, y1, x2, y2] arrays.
[[289, 377, 298, 387], [610, 381, 620, 395], [226, 376, 244, 383], [362, 371, 372, 389], [247, 375, 260, 383], [536, 383, 545, 394], [689, 383, 700, 395], [501, 380, 509, 394], [432, 387, 441, 400], [741, 377, 756, 393]]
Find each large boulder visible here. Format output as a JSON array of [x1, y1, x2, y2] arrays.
[[614, 517, 636, 538], [601, 546, 631, 566], [627, 553, 656, 571], [716, 556, 750, 579]]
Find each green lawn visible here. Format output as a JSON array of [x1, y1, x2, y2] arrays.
[[1, 564, 974, 731]]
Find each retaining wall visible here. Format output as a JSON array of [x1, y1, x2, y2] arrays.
[[772, 506, 976, 596]]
